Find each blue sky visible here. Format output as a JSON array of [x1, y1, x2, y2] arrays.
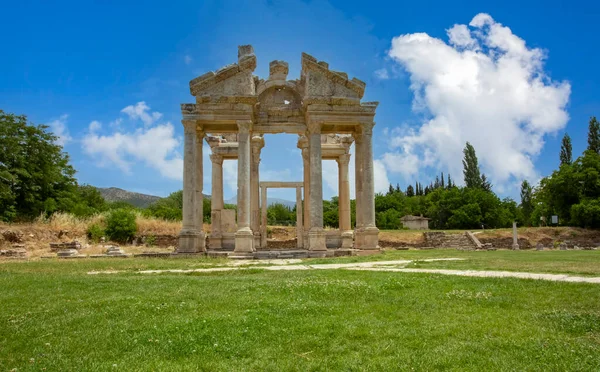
[[2, 0, 599, 201]]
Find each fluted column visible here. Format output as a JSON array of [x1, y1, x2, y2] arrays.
[[260, 185, 268, 248], [354, 132, 364, 229], [296, 186, 303, 248], [178, 120, 199, 253], [251, 135, 264, 248], [234, 120, 254, 253], [194, 130, 206, 251], [302, 148, 310, 232], [337, 154, 351, 232], [355, 123, 379, 250], [209, 154, 223, 249], [307, 121, 326, 251]]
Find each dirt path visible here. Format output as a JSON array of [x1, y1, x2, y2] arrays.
[[87, 258, 600, 283]]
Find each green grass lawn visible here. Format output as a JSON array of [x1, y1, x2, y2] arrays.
[[2, 253, 600, 371]]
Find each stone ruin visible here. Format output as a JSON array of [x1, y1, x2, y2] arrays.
[[177, 45, 380, 256]]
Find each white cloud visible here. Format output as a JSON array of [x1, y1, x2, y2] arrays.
[[82, 103, 182, 180], [121, 101, 163, 126], [89, 120, 102, 133], [384, 13, 570, 188], [184, 55, 193, 65], [47, 114, 72, 146], [447, 24, 476, 48], [374, 68, 389, 80]]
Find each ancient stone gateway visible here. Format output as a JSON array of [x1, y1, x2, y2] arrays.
[[178, 45, 379, 254]]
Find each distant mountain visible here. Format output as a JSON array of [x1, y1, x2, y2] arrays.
[[97, 187, 162, 208], [225, 195, 296, 209]]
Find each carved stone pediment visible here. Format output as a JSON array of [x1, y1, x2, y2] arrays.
[[301, 52, 366, 101]]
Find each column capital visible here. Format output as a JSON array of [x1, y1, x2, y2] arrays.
[[210, 154, 223, 165], [196, 129, 205, 141], [206, 135, 223, 149], [307, 121, 322, 135], [182, 120, 196, 134], [237, 120, 253, 134], [363, 122, 375, 136], [336, 153, 351, 166]]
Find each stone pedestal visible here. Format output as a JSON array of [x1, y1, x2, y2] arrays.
[[308, 229, 327, 251], [341, 230, 354, 248], [234, 228, 254, 252], [178, 230, 200, 253], [354, 226, 380, 250]]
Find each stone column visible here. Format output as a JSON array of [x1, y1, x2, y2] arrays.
[[234, 120, 254, 253], [251, 136, 264, 248], [337, 153, 353, 248], [297, 137, 310, 235], [307, 122, 326, 251], [512, 221, 520, 250], [194, 130, 206, 251], [260, 185, 268, 249], [209, 154, 224, 249], [355, 123, 379, 250], [354, 132, 364, 229], [178, 120, 199, 253], [296, 186, 303, 248]]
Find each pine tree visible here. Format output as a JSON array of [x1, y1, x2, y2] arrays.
[[395, 183, 401, 193], [434, 176, 440, 189], [463, 142, 482, 188], [405, 184, 415, 197], [447, 174, 453, 189], [441, 172, 445, 188], [560, 133, 573, 166], [587, 116, 600, 154], [388, 184, 394, 196]]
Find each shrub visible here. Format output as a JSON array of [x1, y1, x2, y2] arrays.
[[145, 234, 156, 246], [86, 223, 105, 243], [105, 209, 137, 243]]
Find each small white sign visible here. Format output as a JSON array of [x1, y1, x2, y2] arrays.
[[551, 215, 558, 224]]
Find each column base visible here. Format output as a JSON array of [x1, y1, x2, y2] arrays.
[[341, 230, 354, 249], [512, 244, 520, 250], [178, 229, 204, 253], [308, 228, 327, 251], [234, 227, 255, 253], [354, 226, 379, 250], [253, 233, 261, 250], [209, 233, 222, 249]]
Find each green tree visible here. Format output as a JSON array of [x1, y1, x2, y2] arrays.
[[587, 116, 600, 154], [560, 133, 573, 166], [405, 185, 415, 197], [0, 110, 77, 221], [462, 142, 482, 189], [519, 180, 533, 226], [105, 209, 137, 243]]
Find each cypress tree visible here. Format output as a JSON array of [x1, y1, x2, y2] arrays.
[[587, 116, 600, 154], [560, 133, 572, 165], [462, 142, 482, 188]]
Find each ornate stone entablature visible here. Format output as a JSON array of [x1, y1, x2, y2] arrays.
[[181, 45, 378, 135]]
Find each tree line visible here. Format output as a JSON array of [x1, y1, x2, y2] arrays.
[[2, 109, 599, 230]]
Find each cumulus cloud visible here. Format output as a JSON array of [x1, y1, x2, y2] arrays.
[[82, 103, 183, 180], [383, 13, 570, 188], [184, 55, 193, 65], [47, 114, 72, 146], [374, 68, 389, 80], [121, 101, 163, 126], [88, 120, 102, 133]]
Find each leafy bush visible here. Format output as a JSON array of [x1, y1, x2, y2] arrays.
[[145, 234, 156, 246], [105, 209, 137, 243], [86, 223, 106, 243]]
